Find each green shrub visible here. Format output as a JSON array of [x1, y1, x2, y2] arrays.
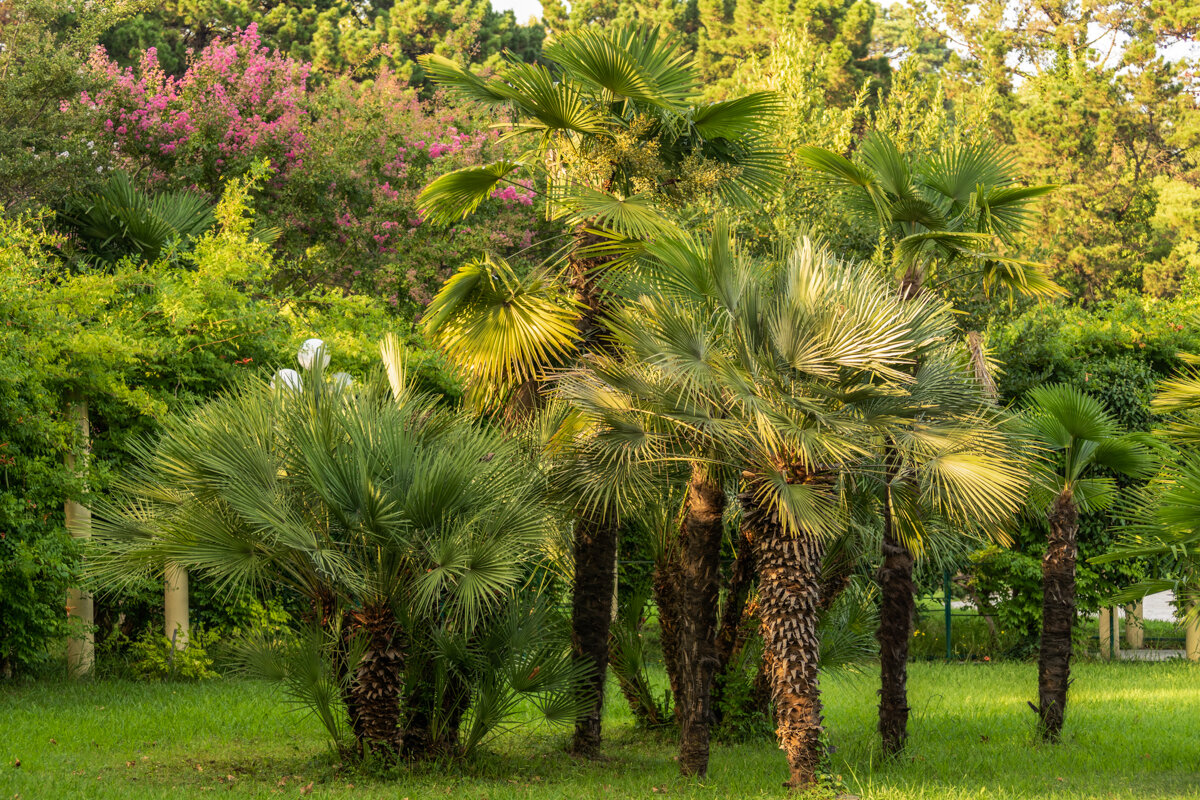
[[128, 627, 218, 682]]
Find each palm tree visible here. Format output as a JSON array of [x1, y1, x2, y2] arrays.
[[419, 23, 782, 351], [1092, 357, 1200, 659], [418, 23, 784, 756], [796, 133, 1059, 300], [563, 228, 1022, 785], [867, 352, 1026, 753], [797, 132, 1060, 752], [1022, 384, 1154, 741], [89, 340, 585, 759]]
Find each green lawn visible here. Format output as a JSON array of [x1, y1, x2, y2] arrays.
[[2, 661, 1198, 799]]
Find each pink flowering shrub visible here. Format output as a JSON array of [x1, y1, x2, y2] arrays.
[[80, 30, 545, 316], [85, 24, 308, 191], [267, 70, 547, 314]]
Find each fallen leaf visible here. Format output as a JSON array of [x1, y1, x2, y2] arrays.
[[300, 782, 314, 795]]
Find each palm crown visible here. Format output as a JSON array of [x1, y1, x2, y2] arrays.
[[797, 133, 1061, 299], [560, 224, 1024, 541], [418, 24, 784, 233], [1022, 383, 1155, 512]]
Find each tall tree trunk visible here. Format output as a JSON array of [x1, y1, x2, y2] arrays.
[[348, 604, 403, 759], [711, 524, 758, 725], [1038, 491, 1079, 741], [652, 555, 683, 711], [714, 524, 756, 676], [675, 469, 727, 777], [744, 484, 827, 789], [877, 504, 915, 756], [571, 514, 620, 755]]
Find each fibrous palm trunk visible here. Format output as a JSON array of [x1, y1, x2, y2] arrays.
[[1038, 491, 1079, 741], [744, 484, 827, 788], [877, 508, 915, 755], [348, 604, 403, 759], [652, 558, 683, 710], [675, 470, 727, 777], [571, 514, 620, 755]]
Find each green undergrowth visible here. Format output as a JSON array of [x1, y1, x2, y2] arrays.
[[1, 661, 1198, 799]]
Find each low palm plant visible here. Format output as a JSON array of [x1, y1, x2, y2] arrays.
[[90, 340, 585, 760], [1021, 384, 1154, 741], [1094, 354, 1200, 656], [59, 171, 216, 264]]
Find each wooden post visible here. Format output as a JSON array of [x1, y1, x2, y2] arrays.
[[1098, 607, 1120, 661], [65, 397, 94, 678], [164, 564, 189, 648], [1186, 602, 1199, 663], [1124, 602, 1144, 650]]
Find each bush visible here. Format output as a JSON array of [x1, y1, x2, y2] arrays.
[[86, 24, 309, 193], [0, 0, 119, 211], [0, 171, 452, 677], [128, 627, 218, 682], [265, 70, 550, 315]]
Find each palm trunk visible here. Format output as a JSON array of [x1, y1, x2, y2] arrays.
[[877, 506, 915, 755], [570, 514, 620, 755], [348, 604, 403, 759], [819, 540, 855, 613], [714, 525, 756, 675], [675, 469, 727, 777], [652, 556, 683, 711], [1038, 491, 1078, 741], [744, 484, 827, 789]]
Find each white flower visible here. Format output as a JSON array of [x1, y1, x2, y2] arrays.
[[96, 166, 104, 174], [57, 151, 70, 158]]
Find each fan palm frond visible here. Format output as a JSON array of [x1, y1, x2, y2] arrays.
[[423, 254, 582, 395], [419, 161, 526, 225]]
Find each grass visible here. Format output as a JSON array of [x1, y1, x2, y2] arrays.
[[3, 660, 1199, 799]]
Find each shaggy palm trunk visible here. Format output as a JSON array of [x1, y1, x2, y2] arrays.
[[652, 559, 683, 708], [877, 506, 915, 755], [1038, 491, 1079, 741], [565, 218, 623, 756], [571, 514, 620, 755], [711, 527, 764, 728], [744, 483, 828, 789], [675, 470, 727, 777], [714, 525, 756, 675], [348, 604, 404, 759]]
